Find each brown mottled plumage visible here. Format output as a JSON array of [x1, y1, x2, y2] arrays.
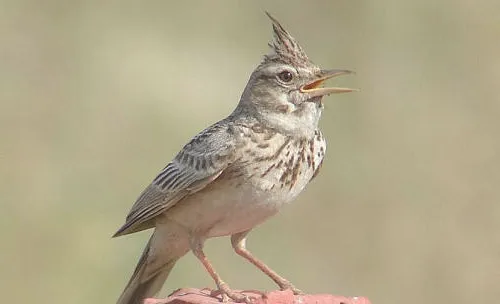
[[115, 12, 355, 304]]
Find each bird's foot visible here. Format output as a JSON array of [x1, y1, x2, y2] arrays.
[[276, 279, 303, 295], [212, 281, 254, 304]]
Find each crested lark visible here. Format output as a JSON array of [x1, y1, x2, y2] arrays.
[[115, 13, 355, 304]]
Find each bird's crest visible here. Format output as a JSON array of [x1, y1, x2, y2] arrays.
[[263, 12, 311, 67]]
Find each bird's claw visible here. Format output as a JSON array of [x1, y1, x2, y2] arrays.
[[277, 280, 303, 295], [214, 282, 254, 304]]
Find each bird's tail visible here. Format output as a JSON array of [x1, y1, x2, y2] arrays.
[[116, 232, 189, 304]]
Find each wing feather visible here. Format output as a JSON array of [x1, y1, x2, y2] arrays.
[[113, 121, 235, 237]]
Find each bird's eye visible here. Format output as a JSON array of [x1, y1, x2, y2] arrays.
[[277, 70, 293, 83]]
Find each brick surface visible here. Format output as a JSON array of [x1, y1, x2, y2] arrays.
[[144, 288, 371, 304]]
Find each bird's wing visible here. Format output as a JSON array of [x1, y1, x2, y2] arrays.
[[113, 121, 236, 237]]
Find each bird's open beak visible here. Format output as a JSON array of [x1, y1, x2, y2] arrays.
[[300, 69, 356, 97]]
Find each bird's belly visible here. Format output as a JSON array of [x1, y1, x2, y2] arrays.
[[161, 177, 286, 238], [159, 171, 304, 238]]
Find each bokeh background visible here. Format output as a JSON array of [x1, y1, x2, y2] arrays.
[[1, 1, 499, 304]]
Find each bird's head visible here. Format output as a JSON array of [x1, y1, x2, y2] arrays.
[[237, 13, 355, 136]]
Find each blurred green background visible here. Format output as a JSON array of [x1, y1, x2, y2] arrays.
[[1, 1, 499, 304]]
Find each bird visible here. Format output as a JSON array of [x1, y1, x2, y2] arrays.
[[114, 12, 355, 304]]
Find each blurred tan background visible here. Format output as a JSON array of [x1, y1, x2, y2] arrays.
[[1, 1, 499, 304]]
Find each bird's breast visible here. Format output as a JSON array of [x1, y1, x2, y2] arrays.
[[228, 128, 326, 204]]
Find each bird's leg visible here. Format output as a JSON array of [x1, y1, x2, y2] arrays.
[[190, 237, 252, 304], [231, 231, 303, 295]]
